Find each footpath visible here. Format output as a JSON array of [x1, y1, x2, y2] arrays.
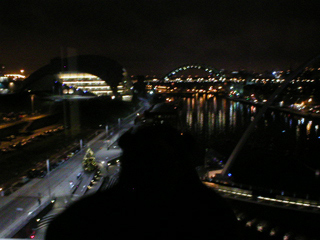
[[0, 103, 146, 239], [31, 130, 124, 239], [0, 124, 125, 239]]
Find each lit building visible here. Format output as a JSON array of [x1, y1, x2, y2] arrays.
[[21, 55, 132, 100], [58, 72, 113, 96], [0, 73, 26, 94], [0, 76, 9, 94]]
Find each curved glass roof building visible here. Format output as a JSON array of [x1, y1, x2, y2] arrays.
[[22, 55, 131, 99]]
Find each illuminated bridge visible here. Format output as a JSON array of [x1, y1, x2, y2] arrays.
[[162, 64, 220, 81]]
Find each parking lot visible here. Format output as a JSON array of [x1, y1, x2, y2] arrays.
[[0, 124, 96, 189], [0, 124, 64, 153]]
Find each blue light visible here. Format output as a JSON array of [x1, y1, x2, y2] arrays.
[[228, 173, 232, 177]]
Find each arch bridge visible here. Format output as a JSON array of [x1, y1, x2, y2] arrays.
[[162, 64, 220, 80]]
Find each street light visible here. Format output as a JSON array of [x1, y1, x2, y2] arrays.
[[30, 94, 35, 114]]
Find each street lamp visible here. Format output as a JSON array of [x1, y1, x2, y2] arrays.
[[30, 94, 35, 114]]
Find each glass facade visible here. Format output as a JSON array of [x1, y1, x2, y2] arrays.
[[58, 73, 113, 96]]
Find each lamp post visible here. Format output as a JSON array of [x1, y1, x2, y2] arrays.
[[46, 159, 51, 198], [30, 94, 35, 114]]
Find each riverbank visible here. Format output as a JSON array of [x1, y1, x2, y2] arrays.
[[227, 96, 320, 119]]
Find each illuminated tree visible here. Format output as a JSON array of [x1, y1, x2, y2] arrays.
[[82, 148, 97, 172]]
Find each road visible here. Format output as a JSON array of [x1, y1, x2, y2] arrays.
[[0, 102, 147, 238], [0, 126, 130, 238], [0, 124, 62, 150], [0, 147, 83, 237], [31, 142, 123, 239], [0, 114, 51, 131], [0, 113, 140, 238]]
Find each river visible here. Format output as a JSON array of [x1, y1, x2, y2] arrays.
[[180, 94, 320, 197]]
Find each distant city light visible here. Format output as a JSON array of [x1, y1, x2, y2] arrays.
[[4, 74, 25, 79], [58, 73, 98, 79]]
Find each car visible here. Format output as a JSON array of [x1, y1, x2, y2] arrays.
[[30, 135, 41, 141], [38, 133, 48, 138], [77, 172, 83, 179], [1, 148, 13, 153], [38, 169, 47, 178], [10, 142, 22, 148], [19, 130, 34, 136], [27, 168, 47, 178], [256, 221, 269, 233], [19, 176, 30, 184], [44, 130, 54, 135], [57, 159, 65, 165], [50, 162, 59, 170], [245, 218, 258, 228], [309, 105, 320, 114], [1, 135, 16, 141], [20, 139, 30, 147], [27, 169, 41, 178]]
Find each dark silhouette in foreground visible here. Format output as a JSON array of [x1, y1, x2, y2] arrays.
[[46, 125, 238, 239]]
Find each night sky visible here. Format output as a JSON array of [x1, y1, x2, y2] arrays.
[[1, 0, 320, 76]]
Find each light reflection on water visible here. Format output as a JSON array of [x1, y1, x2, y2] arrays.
[[182, 95, 320, 148], [183, 95, 256, 148], [181, 94, 320, 192]]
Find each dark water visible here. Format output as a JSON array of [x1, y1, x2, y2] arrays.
[[180, 95, 320, 196]]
